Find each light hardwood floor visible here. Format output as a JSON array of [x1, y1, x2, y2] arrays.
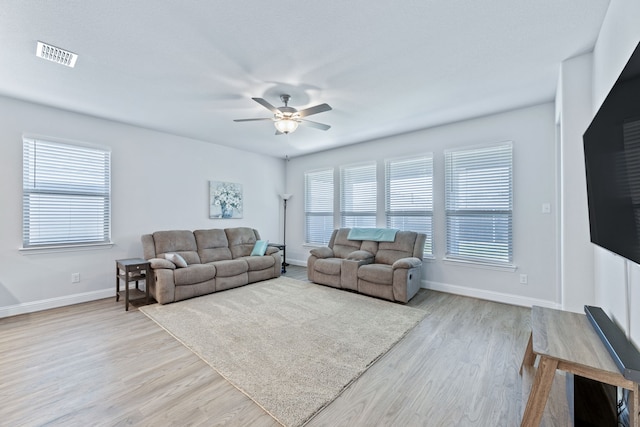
[[1, 266, 532, 426]]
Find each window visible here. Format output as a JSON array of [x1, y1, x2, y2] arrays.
[[304, 168, 334, 245], [385, 155, 433, 255], [445, 142, 513, 264], [22, 138, 111, 248], [341, 162, 377, 227]]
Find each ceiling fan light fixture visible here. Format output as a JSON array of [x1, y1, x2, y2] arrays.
[[274, 118, 299, 134]]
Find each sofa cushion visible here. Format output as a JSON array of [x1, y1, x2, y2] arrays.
[[332, 228, 362, 258], [244, 255, 275, 270], [153, 230, 201, 265], [314, 258, 342, 275], [194, 229, 233, 263], [226, 227, 259, 258], [165, 252, 188, 268], [174, 264, 216, 286], [375, 231, 418, 265], [358, 263, 393, 285], [212, 259, 248, 277]]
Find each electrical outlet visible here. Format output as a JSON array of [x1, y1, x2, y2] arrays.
[[71, 272, 80, 283], [519, 274, 528, 285]]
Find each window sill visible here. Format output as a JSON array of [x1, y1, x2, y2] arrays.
[[19, 242, 115, 255], [443, 256, 517, 272]]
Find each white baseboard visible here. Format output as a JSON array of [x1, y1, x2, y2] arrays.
[[286, 258, 308, 267], [422, 280, 560, 309], [0, 288, 115, 318]]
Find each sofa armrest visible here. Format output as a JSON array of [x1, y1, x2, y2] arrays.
[[392, 257, 422, 269], [346, 250, 374, 262], [149, 257, 176, 270], [265, 246, 279, 256], [310, 246, 334, 259]]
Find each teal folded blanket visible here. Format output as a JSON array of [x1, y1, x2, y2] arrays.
[[347, 228, 399, 242]]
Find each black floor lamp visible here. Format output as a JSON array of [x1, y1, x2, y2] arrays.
[[280, 193, 292, 272]]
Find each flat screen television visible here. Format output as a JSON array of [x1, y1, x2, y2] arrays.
[[583, 41, 640, 265]]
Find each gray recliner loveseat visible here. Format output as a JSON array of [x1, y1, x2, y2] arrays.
[[307, 228, 426, 303]]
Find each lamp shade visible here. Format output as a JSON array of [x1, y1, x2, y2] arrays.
[[280, 193, 292, 200], [274, 118, 299, 134]]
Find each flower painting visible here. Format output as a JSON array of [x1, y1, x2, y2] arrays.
[[209, 181, 243, 219]]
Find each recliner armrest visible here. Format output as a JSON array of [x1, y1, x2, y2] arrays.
[[309, 246, 334, 259], [265, 246, 279, 256], [346, 250, 374, 262], [149, 257, 176, 270], [392, 257, 422, 269]]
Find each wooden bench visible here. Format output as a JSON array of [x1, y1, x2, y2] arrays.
[[520, 306, 639, 427]]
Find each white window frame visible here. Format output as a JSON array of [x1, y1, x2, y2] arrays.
[[444, 141, 513, 266], [340, 162, 377, 228], [385, 154, 434, 255], [22, 137, 112, 250], [304, 168, 334, 245]]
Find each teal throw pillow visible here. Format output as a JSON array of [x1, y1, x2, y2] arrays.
[[251, 240, 269, 256]]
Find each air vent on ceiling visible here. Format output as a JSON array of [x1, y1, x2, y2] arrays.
[[36, 41, 78, 68]]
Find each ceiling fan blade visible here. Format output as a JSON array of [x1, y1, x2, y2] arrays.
[[252, 97, 280, 114], [300, 119, 331, 131], [298, 103, 332, 118], [233, 118, 273, 122]]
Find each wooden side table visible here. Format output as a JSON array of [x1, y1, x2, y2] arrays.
[[520, 306, 639, 426], [116, 258, 151, 311]]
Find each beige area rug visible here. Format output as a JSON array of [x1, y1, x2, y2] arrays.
[[140, 277, 426, 427]]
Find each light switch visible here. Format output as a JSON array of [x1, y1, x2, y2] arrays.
[[542, 203, 551, 214]]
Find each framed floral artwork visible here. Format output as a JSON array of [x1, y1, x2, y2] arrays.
[[209, 181, 243, 218]]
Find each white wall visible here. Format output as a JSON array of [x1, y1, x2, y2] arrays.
[[556, 52, 595, 312], [286, 103, 559, 308], [590, 0, 640, 346], [0, 95, 284, 317]]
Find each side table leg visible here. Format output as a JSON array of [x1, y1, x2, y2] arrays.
[[520, 332, 536, 375], [125, 269, 130, 311], [116, 265, 120, 302], [521, 356, 558, 427]]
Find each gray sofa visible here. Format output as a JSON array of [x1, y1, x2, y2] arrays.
[[141, 227, 281, 304], [307, 228, 426, 303]]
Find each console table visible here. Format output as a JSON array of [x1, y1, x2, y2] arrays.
[[520, 306, 638, 426]]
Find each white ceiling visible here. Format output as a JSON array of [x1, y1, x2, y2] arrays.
[[0, 1, 610, 159]]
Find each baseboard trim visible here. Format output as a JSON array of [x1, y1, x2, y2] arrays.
[[287, 258, 308, 267], [422, 280, 560, 309], [0, 288, 114, 318]]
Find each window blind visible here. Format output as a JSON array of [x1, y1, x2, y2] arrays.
[[385, 155, 433, 255], [304, 168, 334, 245], [445, 142, 512, 264], [23, 138, 111, 248], [341, 162, 376, 228]]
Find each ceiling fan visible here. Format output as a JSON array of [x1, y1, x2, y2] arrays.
[[234, 94, 332, 135]]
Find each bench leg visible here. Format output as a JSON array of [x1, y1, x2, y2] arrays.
[[521, 356, 558, 427], [630, 383, 639, 427], [520, 332, 536, 375]]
